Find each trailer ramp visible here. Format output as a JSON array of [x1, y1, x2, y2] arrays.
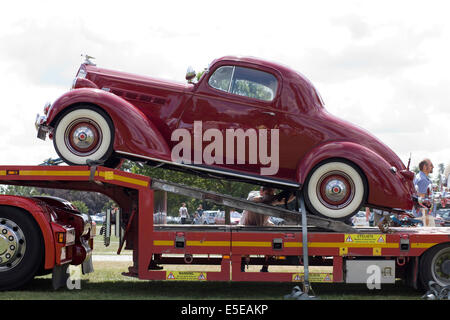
[[151, 178, 357, 233]]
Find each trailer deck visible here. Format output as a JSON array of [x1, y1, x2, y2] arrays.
[[0, 165, 449, 290]]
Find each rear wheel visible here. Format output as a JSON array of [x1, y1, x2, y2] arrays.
[[0, 206, 43, 290], [53, 106, 114, 166], [303, 160, 367, 220]]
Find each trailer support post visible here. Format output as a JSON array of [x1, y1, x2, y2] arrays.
[[299, 195, 310, 294]]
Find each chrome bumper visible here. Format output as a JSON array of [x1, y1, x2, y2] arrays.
[[35, 113, 50, 140]]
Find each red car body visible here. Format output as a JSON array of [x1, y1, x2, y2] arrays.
[[36, 56, 415, 219]]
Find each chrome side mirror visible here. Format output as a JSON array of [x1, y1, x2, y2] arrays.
[[185, 66, 196, 83]]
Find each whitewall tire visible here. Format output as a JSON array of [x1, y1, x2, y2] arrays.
[[304, 161, 366, 220], [53, 107, 113, 165]]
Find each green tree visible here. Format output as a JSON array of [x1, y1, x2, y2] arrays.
[[0, 185, 40, 196], [71, 200, 89, 214], [128, 161, 258, 216], [436, 163, 445, 185]]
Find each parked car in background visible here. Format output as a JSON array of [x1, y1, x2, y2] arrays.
[[166, 216, 181, 224], [153, 211, 167, 224], [436, 209, 450, 226], [35, 55, 415, 221], [214, 210, 242, 225], [90, 212, 105, 224], [202, 210, 221, 225], [351, 211, 369, 226]]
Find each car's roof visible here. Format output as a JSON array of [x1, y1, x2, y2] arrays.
[[211, 55, 314, 84]]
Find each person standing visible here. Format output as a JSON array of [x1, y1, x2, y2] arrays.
[[413, 159, 434, 226], [179, 202, 190, 224], [444, 163, 450, 188], [240, 187, 295, 272]]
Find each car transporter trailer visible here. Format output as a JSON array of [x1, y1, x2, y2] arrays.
[[0, 165, 449, 295]]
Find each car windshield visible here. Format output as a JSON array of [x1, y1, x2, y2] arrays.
[[231, 212, 241, 218]]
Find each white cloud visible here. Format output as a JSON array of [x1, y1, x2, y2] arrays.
[[0, 0, 449, 179]]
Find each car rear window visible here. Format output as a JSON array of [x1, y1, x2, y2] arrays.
[[208, 66, 278, 102]]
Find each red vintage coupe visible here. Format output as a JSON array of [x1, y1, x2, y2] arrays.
[[35, 56, 415, 220]]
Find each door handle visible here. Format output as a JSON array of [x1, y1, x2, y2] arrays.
[[261, 111, 276, 116]]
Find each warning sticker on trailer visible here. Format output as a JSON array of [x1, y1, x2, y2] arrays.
[[166, 271, 207, 281], [344, 234, 386, 244], [292, 273, 333, 283]]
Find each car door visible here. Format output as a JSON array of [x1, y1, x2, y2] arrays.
[[177, 63, 282, 177]]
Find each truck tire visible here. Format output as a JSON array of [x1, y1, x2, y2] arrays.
[[303, 160, 367, 220], [419, 243, 450, 289], [0, 206, 44, 291], [53, 106, 115, 166]]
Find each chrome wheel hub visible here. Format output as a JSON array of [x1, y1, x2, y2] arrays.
[[64, 118, 102, 156], [73, 127, 95, 149], [325, 180, 347, 202], [0, 219, 26, 271], [317, 171, 355, 210]]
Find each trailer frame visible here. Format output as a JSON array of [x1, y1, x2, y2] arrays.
[[0, 165, 449, 290]]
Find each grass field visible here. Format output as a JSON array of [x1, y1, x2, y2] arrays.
[[0, 234, 423, 300]]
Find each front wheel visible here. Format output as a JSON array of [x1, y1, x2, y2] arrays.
[[53, 106, 114, 166], [0, 206, 44, 290], [303, 160, 367, 220]]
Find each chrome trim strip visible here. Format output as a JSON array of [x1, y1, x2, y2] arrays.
[[227, 66, 235, 92], [116, 150, 301, 188]]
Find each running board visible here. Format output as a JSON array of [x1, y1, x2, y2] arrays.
[[150, 179, 358, 233]]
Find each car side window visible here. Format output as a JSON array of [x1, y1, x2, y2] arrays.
[[230, 67, 277, 101], [208, 66, 234, 92], [208, 66, 278, 102]]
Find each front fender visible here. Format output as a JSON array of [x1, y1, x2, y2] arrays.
[[47, 88, 171, 161], [296, 141, 414, 210]]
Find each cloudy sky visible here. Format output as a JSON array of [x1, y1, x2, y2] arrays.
[[0, 0, 449, 178]]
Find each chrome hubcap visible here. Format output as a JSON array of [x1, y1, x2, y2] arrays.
[[325, 180, 347, 202], [0, 219, 26, 271], [73, 127, 95, 149], [317, 171, 355, 210], [64, 118, 102, 156]]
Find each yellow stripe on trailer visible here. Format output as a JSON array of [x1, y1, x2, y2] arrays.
[[232, 241, 272, 247], [186, 241, 230, 247], [98, 171, 149, 187], [282, 242, 398, 248], [153, 240, 174, 246], [19, 170, 91, 177], [411, 243, 438, 249], [2, 168, 148, 188]]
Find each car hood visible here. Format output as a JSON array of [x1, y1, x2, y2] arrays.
[[85, 64, 194, 93]]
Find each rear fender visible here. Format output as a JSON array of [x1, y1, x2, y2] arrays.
[[296, 142, 414, 210], [47, 88, 171, 161], [0, 198, 55, 270]]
